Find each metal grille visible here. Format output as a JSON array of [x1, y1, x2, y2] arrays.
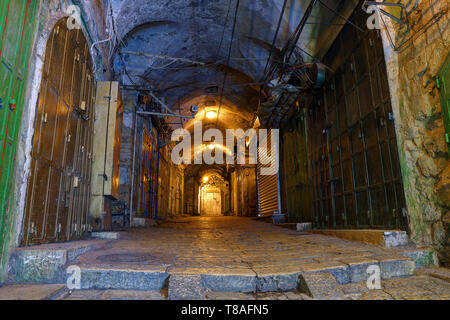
[[309, 7, 407, 230], [257, 128, 281, 216], [22, 18, 95, 245], [157, 143, 169, 217], [138, 124, 158, 218], [281, 112, 312, 223]]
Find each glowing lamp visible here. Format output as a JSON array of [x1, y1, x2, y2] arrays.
[[205, 111, 217, 119]]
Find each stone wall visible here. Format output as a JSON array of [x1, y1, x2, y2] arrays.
[[381, 0, 449, 265]]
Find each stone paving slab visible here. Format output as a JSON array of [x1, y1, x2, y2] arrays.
[[0, 284, 66, 300], [6, 217, 448, 298], [65, 217, 426, 291], [168, 274, 206, 300]]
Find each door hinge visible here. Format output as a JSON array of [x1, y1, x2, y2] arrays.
[[29, 222, 36, 235], [402, 207, 407, 217]]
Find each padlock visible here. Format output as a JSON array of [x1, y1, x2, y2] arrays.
[[9, 98, 16, 111]]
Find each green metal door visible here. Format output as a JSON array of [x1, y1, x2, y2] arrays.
[[0, 0, 38, 274], [437, 53, 450, 155]]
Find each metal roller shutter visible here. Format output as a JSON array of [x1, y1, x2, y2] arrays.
[[257, 128, 281, 216]]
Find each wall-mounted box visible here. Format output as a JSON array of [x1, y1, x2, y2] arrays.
[[90, 82, 123, 229]]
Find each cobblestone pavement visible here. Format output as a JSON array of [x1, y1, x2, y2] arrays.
[[2, 216, 449, 300], [75, 216, 417, 274]]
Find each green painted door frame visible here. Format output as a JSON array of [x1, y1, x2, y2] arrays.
[[0, 0, 38, 280], [437, 52, 450, 155]]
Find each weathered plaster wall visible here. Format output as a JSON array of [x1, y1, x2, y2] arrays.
[[381, 0, 449, 265], [1, 0, 111, 283]]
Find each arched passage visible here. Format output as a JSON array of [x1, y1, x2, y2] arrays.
[[199, 174, 227, 216]]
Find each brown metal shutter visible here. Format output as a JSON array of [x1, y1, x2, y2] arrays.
[[257, 128, 281, 216], [308, 3, 407, 230], [22, 19, 95, 245]]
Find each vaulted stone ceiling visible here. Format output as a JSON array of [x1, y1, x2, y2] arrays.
[[110, 0, 359, 131]]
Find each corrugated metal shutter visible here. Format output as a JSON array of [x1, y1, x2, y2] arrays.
[[257, 128, 281, 216]]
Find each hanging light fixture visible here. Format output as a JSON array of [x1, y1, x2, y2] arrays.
[[205, 110, 217, 119]]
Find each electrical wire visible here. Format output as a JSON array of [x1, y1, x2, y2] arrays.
[[216, 0, 233, 57], [215, 0, 240, 127]]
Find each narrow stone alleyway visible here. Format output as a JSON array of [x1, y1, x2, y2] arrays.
[[1, 217, 449, 300]]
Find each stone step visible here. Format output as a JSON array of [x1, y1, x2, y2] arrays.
[[305, 229, 410, 248], [298, 272, 346, 299], [72, 254, 415, 292], [78, 266, 169, 291], [90, 232, 121, 240], [7, 239, 111, 283], [167, 274, 205, 299], [0, 283, 67, 300]]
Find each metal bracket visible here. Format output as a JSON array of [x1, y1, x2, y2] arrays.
[[137, 110, 193, 119], [363, 0, 420, 50], [363, 1, 412, 26]]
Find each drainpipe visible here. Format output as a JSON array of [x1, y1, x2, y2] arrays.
[[90, 37, 111, 74]]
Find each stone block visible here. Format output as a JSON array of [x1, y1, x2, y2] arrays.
[[401, 249, 437, 268], [90, 232, 121, 240], [8, 241, 106, 283], [298, 272, 345, 299], [379, 258, 415, 280], [168, 274, 206, 300], [255, 272, 301, 292], [79, 268, 169, 290], [297, 223, 312, 232], [131, 218, 158, 227], [201, 273, 257, 293], [383, 231, 409, 248]]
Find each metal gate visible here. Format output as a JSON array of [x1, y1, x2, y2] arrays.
[[0, 0, 38, 263], [257, 128, 281, 216], [158, 144, 169, 216], [281, 112, 312, 223], [309, 7, 407, 230], [138, 123, 158, 218], [22, 18, 95, 245]]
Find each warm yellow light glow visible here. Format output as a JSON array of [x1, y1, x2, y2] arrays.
[[203, 176, 209, 183], [205, 111, 217, 119], [208, 143, 215, 150]]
